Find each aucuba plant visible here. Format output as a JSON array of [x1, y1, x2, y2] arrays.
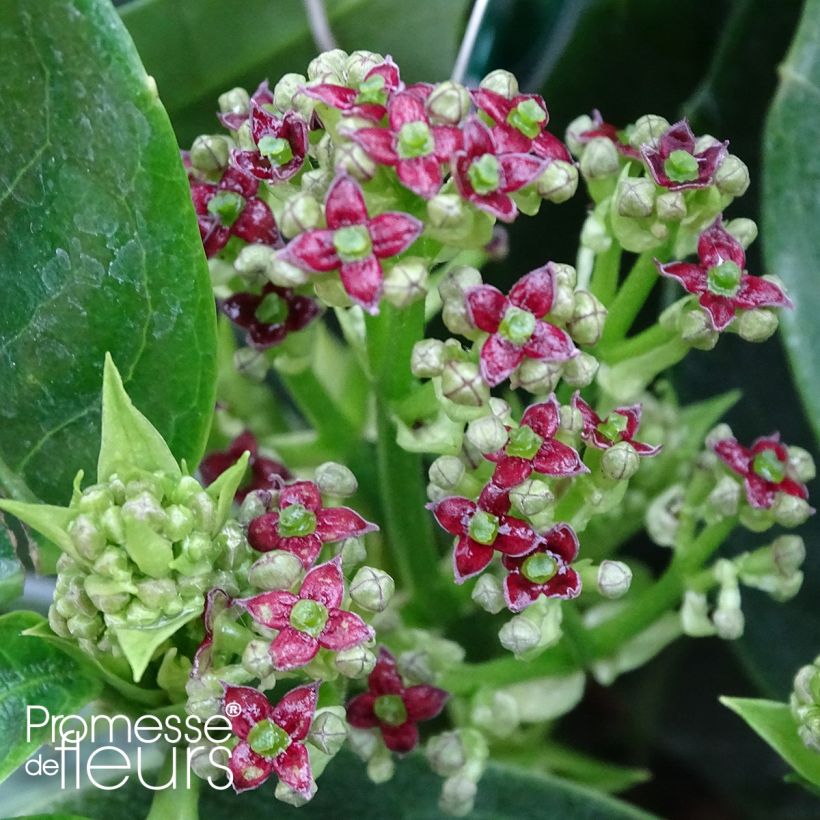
[[1, 45, 817, 817]]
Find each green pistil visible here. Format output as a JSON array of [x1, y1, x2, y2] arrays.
[[257, 135, 293, 166], [663, 149, 699, 183], [498, 306, 536, 345], [597, 413, 628, 442], [255, 292, 288, 325], [373, 694, 408, 726], [397, 121, 435, 159], [506, 99, 546, 139], [356, 74, 387, 105], [332, 225, 372, 263], [521, 552, 558, 585], [206, 191, 245, 227], [707, 261, 742, 297], [468, 510, 499, 546], [467, 153, 501, 195], [506, 425, 544, 459], [247, 719, 290, 758], [753, 449, 786, 484], [278, 503, 317, 537], [289, 599, 329, 637]]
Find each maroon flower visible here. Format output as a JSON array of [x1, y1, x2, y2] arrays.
[[487, 396, 588, 489], [221, 283, 321, 349], [350, 91, 462, 199], [200, 431, 291, 502], [464, 264, 577, 386], [282, 174, 422, 313], [346, 648, 448, 753], [711, 433, 810, 510], [472, 88, 570, 162], [575, 109, 639, 159], [190, 166, 278, 257], [428, 483, 539, 583], [641, 119, 727, 191], [232, 104, 309, 183], [452, 117, 546, 222], [222, 682, 318, 794], [571, 393, 661, 456], [656, 217, 792, 332], [239, 557, 374, 670], [219, 80, 274, 131], [502, 523, 582, 612], [248, 479, 377, 567]]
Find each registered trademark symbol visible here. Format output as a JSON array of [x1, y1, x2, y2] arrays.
[[224, 702, 242, 718]]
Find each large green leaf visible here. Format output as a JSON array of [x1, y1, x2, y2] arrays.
[[0, 0, 217, 506], [0, 611, 101, 784]]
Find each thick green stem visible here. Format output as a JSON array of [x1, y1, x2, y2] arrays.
[[146, 747, 200, 820], [599, 322, 678, 364], [589, 242, 622, 306]]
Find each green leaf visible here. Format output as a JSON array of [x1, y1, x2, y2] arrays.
[[0, 499, 77, 562], [0, 513, 26, 606], [0, 611, 101, 784], [721, 697, 820, 788], [762, 0, 820, 447], [0, 0, 217, 506], [206, 450, 250, 528]]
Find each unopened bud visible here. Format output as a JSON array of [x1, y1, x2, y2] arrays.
[[771, 493, 814, 528], [440, 266, 483, 303], [629, 114, 670, 150], [439, 775, 477, 817], [565, 114, 594, 156], [724, 217, 758, 249], [736, 308, 778, 343], [427, 80, 471, 125], [442, 299, 475, 337], [471, 573, 505, 614], [680, 590, 715, 637], [411, 339, 447, 378], [656, 191, 686, 221], [772, 535, 806, 576], [428, 456, 465, 491], [68, 515, 106, 561], [344, 51, 384, 86], [679, 308, 719, 350], [559, 403, 583, 434], [241, 639, 275, 678], [739, 504, 775, 532], [279, 193, 323, 239], [247, 550, 303, 590], [218, 87, 250, 118], [335, 141, 376, 181], [383, 258, 428, 307], [335, 644, 376, 678], [349, 565, 394, 611], [601, 441, 639, 481], [713, 606, 744, 640], [190, 134, 231, 173], [428, 193, 468, 230], [707, 475, 741, 518], [301, 168, 333, 199], [788, 447, 816, 482], [315, 462, 358, 496], [509, 478, 554, 517], [615, 176, 655, 218], [471, 689, 519, 738], [427, 731, 466, 776], [238, 490, 272, 526], [512, 358, 563, 395], [313, 276, 352, 308], [367, 749, 395, 783], [714, 155, 750, 197], [307, 49, 348, 82], [265, 254, 309, 287], [466, 415, 507, 454], [580, 137, 619, 179], [580, 210, 612, 253], [567, 290, 607, 345], [233, 347, 269, 382], [562, 351, 598, 387], [499, 614, 541, 657], [348, 726, 378, 760], [536, 161, 579, 203], [309, 707, 348, 755], [479, 69, 518, 99], [441, 361, 489, 407], [233, 244, 275, 285], [597, 560, 632, 598], [705, 423, 733, 451]]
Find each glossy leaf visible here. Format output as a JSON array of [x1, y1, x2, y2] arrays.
[[0, 0, 217, 507]]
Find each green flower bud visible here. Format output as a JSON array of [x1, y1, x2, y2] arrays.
[[426, 80, 471, 125], [707, 475, 741, 519], [499, 614, 542, 657], [712, 607, 744, 640], [724, 217, 758, 249], [276, 778, 317, 807], [705, 423, 733, 451], [427, 193, 469, 231], [712, 559, 744, 640], [439, 775, 478, 818], [465, 415, 507, 454], [429, 456, 465, 491], [471, 689, 519, 738], [121, 490, 166, 528], [772, 535, 807, 576], [580, 209, 612, 253], [440, 266, 482, 301], [565, 114, 594, 157], [470, 573, 505, 614], [714, 154, 750, 197], [308, 707, 348, 755], [238, 490, 271, 526], [348, 726, 379, 761], [567, 290, 607, 345], [680, 590, 716, 637], [787, 447, 816, 483], [367, 749, 395, 784], [511, 358, 563, 395], [349, 565, 394, 611], [628, 114, 670, 150], [313, 276, 352, 309], [279, 193, 323, 239], [337, 536, 368, 572], [68, 515, 106, 562], [601, 441, 640, 481], [301, 168, 333, 199], [441, 299, 476, 337], [559, 403, 584, 434], [76, 484, 115, 515], [190, 134, 231, 174], [163, 504, 195, 542], [263, 255, 308, 289], [739, 504, 775, 533], [441, 361, 489, 407], [218, 87, 250, 119], [335, 644, 377, 678], [655, 191, 687, 222], [344, 50, 384, 86], [615, 176, 655, 218], [189, 744, 230, 783], [771, 493, 813, 528], [509, 478, 554, 517], [383, 258, 428, 307], [736, 308, 778, 343], [561, 351, 598, 388], [308, 49, 348, 81], [426, 731, 467, 776], [48, 605, 71, 638], [66, 611, 103, 641], [241, 638, 276, 679], [411, 338, 448, 378], [535, 161, 579, 203], [580, 137, 620, 180], [479, 69, 518, 99], [315, 462, 358, 497], [334, 141, 377, 181], [134, 578, 177, 612], [597, 560, 632, 598], [248, 550, 303, 590], [679, 308, 719, 350]]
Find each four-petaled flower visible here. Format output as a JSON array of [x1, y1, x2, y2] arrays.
[[248, 479, 378, 567], [711, 433, 810, 510], [465, 264, 577, 386], [487, 396, 588, 489], [282, 174, 422, 312], [346, 648, 448, 753], [452, 117, 546, 222], [222, 682, 318, 795], [190, 166, 278, 257], [655, 217, 792, 332], [571, 393, 661, 455], [240, 557, 374, 670], [502, 523, 582, 611], [641, 119, 727, 191], [221, 283, 321, 349], [232, 104, 309, 183], [219, 79, 274, 131], [428, 484, 539, 582], [350, 90, 462, 199], [200, 431, 291, 502]]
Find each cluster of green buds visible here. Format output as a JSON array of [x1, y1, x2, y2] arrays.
[[791, 655, 820, 753]]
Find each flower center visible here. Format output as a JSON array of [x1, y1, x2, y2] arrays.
[[752, 449, 786, 484], [521, 552, 558, 584], [597, 413, 628, 442], [356, 74, 387, 105], [707, 261, 742, 297], [206, 190, 246, 227], [663, 149, 700, 183], [506, 425, 544, 459], [289, 598, 329, 637], [467, 153, 501, 195], [498, 306, 536, 345], [373, 694, 408, 726], [397, 121, 435, 159], [333, 225, 372, 262], [257, 135, 294, 166], [467, 509, 499, 545], [277, 503, 317, 537], [254, 292, 288, 325], [247, 718, 290, 758], [506, 99, 546, 140]]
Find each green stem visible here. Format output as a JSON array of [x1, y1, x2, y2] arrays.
[[589, 242, 622, 306], [599, 322, 678, 364], [146, 747, 200, 820]]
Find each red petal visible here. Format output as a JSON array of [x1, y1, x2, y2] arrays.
[[339, 256, 384, 313], [381, 722, 419, 753], [369, 212, 423, 258], [320, 609, 374, 650], [346, 692, 378, 728], [396, 156, 443, 199], [351, 127, 398, 165], [284, 229, 340, 272], [779, 477, 810, 500], [240, 589, 297, 629], [304, 83, 358, 109], [270, 627, 320, 670], [532, 131, 571, 162], [491, 124, 532, 154], [403, 685, 449, 722], [543, 523, 580, 563], [521, 397, 560, 438], [462, 116, 496, 156], [428, 496, 475, 536], [471, 88, 513, 124], [699, 292, 737, 331], [432, 126, 463, 161], [492, 456, 534, 489], [453, 535, 494, 582], [299, 559, 344, 609], [479, 334, 525, 386], [735, 275, 793, 310], [477, 481, 511, 516], [279, 534, 324, 568], [509, 265, 555, 317], [657, 261, 707, 295], [523, 321, 576, 361], [369, 647, 404, 695], [249, 102, 279, 142], [232, 197, 279, 246], [367, 57, 401, 92], [326, 175, 370, 228], [281, 481, 323, 510], [503, 572, 542, 612], [465, 285, 508, 333], [533, 439, 586, 477], [220, 165, 260, 198], [750, 434, 786, 459], [499, 153, 546, 192], [248, 512, 282, 552], [229, 742, 275, 793], [698, 217, 746, 270], [472, 190, 517, 222], [616, 404, 642, 440], [272, 682, 319, 740], [632, 440, 662, 457], [744, 474, 776, 509], [223, 685, 273, 739], [388, 91, 426, 130], [494, 515, 538, 556], [540, 565, 583, 599], [231, 149, 277, 182], [316, 507, 377, 543], [571, 392, 600, 435], [272, 742, 314, 796], [200, 451, 238, 486], [713, 438, 751, 476]]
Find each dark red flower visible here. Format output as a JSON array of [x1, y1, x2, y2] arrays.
[[575, 109, 639, 159], [232, 105, 309, 183], [711, 433, 810, 509], [571, 393, 661, 456], [427, 484, 539, 582], [656, 217, 792, 332], [349, 91, 462, 199], [502, 523, 582, 611], [248, 480, 378, 567], [222, 682, 318, 794], [219, 80, 274, 131], [487, 396, 588, 488], [472, 88, 570, 162], [282, 174, 422, 313], [239, 557, 374, 670], [190, 166, 278, 257], [346, 648, 448, 753], [641, 119, 727, 191], [452, 117, 546, 222], [200, 431, 291, 502], [464, 264, 577, 386], [221, 283, 320, 349]]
